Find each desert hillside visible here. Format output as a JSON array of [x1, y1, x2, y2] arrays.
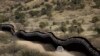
[[0, 0, 100, 56]]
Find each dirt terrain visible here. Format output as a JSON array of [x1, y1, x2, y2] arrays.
[[0, 0, 100, 56]]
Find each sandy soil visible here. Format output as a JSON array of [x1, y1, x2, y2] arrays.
[[16, 40, 86, 56]]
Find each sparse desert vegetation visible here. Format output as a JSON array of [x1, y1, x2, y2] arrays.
[[0, 0, 100, 56]]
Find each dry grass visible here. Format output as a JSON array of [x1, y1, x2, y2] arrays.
[[0, 0, 100, 56]]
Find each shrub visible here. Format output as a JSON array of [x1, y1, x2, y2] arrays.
[[44, 0, 49, 2], [60, 22, 67, 33], [55, 1, 63, 11], [91, 16, 100, 23], [77, 25, 84, 34], [66, 20, 69, 24], [0, 15, 9, 23], [69, 0, 85, 10], [14, 3, 27, 11], [15, 12, 25, 20], [52, 21, 58, 25], [72, 19, 79, 25], [10, 3, 22, 10], [17, 6, 23, 11], [60, 26, 67, 33], [93, 0, 100, 8], [29, 10, 40, 17], [93, 23, 100, 35], [41, 8, 47, 15], [25, 0, 33, 3], [15, 12, 25, 23], [53, 0, 85, 10], [44, 3, 53, 19], [94, 27, 100, 34], [41, 3, 53, 19], [39, 22, 49, 29], [54, 0, 68, 11], [68, 24, 84, 34], [33, 4, 41, 8]]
